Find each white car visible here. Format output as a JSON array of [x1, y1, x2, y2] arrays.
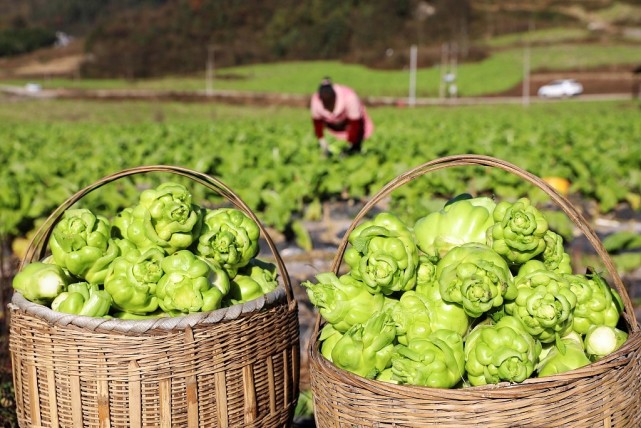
[[537, 79, 583, 98]]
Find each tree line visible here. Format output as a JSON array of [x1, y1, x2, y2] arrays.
[[0, 0, 596, 78]]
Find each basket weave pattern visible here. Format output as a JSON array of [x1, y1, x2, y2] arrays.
[[308, 154, 641, 428], [9, 165, 300, 428]]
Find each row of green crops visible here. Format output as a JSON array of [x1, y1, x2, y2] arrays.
[[2, 99, 641, 251]]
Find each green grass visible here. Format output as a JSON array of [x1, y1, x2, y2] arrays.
[[3, 41, 640, 98]]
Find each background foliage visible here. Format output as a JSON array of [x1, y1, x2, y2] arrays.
[[2, 0, 641, 78]]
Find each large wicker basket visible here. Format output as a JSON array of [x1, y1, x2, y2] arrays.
[[9, 165, 300, 428], [308, 154, 641, 427]]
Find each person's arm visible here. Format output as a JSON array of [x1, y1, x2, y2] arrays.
[[312, 118, 329, 155], [311, 95, 330, 154]]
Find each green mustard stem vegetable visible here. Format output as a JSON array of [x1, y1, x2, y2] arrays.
[[465, 316, 541, 386], [391, 329, 465, 388], [436, 243, 516, 318], [537, 332, 590, 377], [125, 182, 203, 254], [51, 282, 112, 317], [507, 268, 576, 344], [196, 207, 260, 278], [49, 208, 119, 284], [565, 270, 622, 335], [344, 212, 418, 295], [156, 250, 224, 315], [487, 197, 548, 265], [301, 272, 385, 333], [414, 194, 496, 259], [584, 325, 628, 361], [12, 261, 71, 305], [103, 246, 165, 315], [330, 310, 397, 379]]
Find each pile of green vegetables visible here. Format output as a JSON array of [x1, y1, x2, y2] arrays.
[[12, 182, 279, 319], [303, 194, 628, 388]]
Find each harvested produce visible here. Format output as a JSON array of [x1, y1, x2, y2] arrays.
[[12, 261, 71, 305], [536, 332, 591, 377], [464, 315, 540, 386], [51, 282, 112, 317], [391, 328, 465, 388], [303, 194, 628, 388], [13, 182, 279, 319]]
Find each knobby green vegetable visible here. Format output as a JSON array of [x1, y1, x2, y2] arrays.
[[12, 261, 71, 304], [390, 291, 434, 345], [565, 270, 623, 335], [112, 237, 138, 256], [240, 258, 277, 293], [464, 316, 541, 386], [49, 208, 119, 284], [375, 368, 399, 384], [111, 310, 169, 320], [516, 260, 548, 277], [506, 269, 576, 344], [302, 272, 385, 333], [319, 324, 343, 361], [414, 194, 496, 259], [414, 255, 471, 337], [330, 311, 397, 379], [344, 212, 419, 295], [156, 250, 225, 315], [196, 207, 260, 277], [536, 332, 590, 377], [103, 246, 165, 314], [227, 259, 277, 304], [391, 329, 465, 388], [488, 197, 548, 265], [436, 243, 516, 318], [51, 282, 112, 317], [539, 230, 572, 274], [124, 182, 202, 254], [584, 325, 628, 361]]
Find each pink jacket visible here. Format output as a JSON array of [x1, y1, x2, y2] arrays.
[[310, 84, 374, 141]]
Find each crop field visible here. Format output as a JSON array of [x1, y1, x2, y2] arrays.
[[2, 95, 641, 425], [2, 97, 641, 274]]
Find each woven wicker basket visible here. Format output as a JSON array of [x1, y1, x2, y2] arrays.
[[308, 154, 641, 428], [9, 165, 300, 428]]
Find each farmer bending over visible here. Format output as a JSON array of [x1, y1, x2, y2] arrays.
[[310, 77, 374, 156]]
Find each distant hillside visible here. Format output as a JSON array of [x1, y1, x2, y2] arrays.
[[1, 0, 640, 78]]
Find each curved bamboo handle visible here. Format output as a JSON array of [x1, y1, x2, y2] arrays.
[[20, 165, 294, 304], [329, 154, 638, 331]]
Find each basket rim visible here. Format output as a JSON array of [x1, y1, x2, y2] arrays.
[[309, 322, 641, 397], [9, 285, 290, 334]]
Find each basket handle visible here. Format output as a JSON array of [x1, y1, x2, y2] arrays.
[[20, 165, 294, 305], [329, 154, 638, 332]]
